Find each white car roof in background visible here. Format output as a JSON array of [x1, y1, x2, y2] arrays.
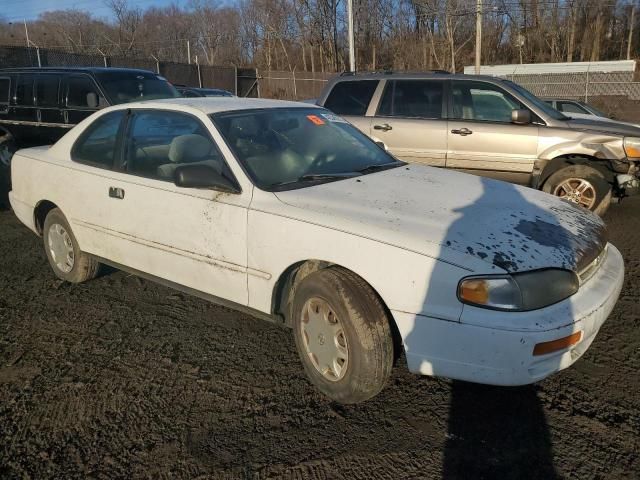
[[121, 97, 318, 115]]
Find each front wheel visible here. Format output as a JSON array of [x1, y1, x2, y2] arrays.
[[43, 208, 101, 283], [542, 165, 611, 216], [291, 267, 394, 404]]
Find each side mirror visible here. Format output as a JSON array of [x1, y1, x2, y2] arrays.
[[174, 164, 240, 193], [511, 109, 531, 125], [86, 92, 99, 109]]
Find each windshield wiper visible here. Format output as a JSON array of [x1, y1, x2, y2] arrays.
[[356, 161, 405, 174], [269, 172, 359, 190]]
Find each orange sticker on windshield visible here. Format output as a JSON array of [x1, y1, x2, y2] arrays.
[[306, 114, 325, 125]]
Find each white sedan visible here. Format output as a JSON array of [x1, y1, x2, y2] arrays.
[[9, 98, 624, 403]]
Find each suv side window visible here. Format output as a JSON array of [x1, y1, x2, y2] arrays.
[[36, 75, 60, 107], [557, 101, 589, 114], [125, 110, 225, 182], [378, 80, 444, 119], [15, 74, 35, 106], [72, 111, 125, 169], [324, 80, 378, 116], [67, 75, 105, 108], [451, 81, 523, 123], [0, 77, 9, 113]]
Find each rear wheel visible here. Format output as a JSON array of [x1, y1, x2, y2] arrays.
[[43, 208, 100, 283], [291, 267, 394, 404], [542, 165, 611, 216]]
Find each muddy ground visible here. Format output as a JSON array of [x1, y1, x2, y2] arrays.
[[0, 198, 638, 480]]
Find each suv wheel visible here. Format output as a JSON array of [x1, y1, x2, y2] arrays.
[[291, 267, 394, 404], [542, 165, 611, 216], [43, 208, 101, 283]]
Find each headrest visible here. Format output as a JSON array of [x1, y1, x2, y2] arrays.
[[168, 134, 211, 163]]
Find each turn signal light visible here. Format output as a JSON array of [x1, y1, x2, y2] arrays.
[[533, 331, 582, 356], [458, 279, 489, 304]]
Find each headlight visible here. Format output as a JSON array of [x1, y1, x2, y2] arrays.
[[623, 137, 640, 159], [458, 269, 579, 311]]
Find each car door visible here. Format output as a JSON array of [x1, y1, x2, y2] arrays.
[[90, 109, 250, 305], [35, 73, 68, 144], [321, 79, 379, 135], [369, 79, 447, 167], [446, 80, 539, 184], [11, 73, 39, 146]]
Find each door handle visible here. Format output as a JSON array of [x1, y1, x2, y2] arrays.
[[451, 127, 473, 136], [36, 109, 42, 123], [109, 187, 125, 199], [373, 123, 393, 132], [63, 110, 69, 124]]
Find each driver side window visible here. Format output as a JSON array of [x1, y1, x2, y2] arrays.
[[451, 81, 524, 123], [124, 110, 225, 182]]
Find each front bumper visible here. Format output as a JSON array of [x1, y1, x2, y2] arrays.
[[392, 243, 624, 386]]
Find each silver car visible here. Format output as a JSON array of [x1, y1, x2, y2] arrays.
[[317, 72, 640, 214]]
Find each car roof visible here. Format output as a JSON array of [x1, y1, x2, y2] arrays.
[[112, 97, 320, 115], [0, 66, 158, 75]]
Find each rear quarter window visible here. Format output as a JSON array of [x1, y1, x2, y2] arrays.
[[323, 80, 378, 116]]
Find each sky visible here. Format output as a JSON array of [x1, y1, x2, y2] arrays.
[[1, 0, 185, 23]]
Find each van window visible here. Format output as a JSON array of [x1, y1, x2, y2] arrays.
[[0, 78, 9, 110], [36, 75, 60, 107], [324, 80, 378, 116], [67, 75, 105, 108], [378, 80, 444, 119], [16, 74, 35, 106]]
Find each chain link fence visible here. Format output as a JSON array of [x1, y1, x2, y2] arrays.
[[504, 71, 640, 102], [0, 45, 240, 94], [256, 71, 336, 100]]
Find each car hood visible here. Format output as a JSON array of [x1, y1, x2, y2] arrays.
[[564, 117, 640, 136], [274, 165, 607, 273]]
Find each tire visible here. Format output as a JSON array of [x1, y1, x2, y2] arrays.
[[542, 165, 611, 216], [43, 208, 100, 283], [0, 136, 15, 210], [291, 267, 394, 404]]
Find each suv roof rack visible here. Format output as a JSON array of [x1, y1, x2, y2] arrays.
[[339, 70, 451, 76]]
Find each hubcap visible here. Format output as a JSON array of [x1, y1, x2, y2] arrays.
[[552, 178, 597, 209], [300, 297, 349, 381], [47, 223, 75, 273]]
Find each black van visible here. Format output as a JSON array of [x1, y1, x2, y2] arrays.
[[0, 67, 180, 206]]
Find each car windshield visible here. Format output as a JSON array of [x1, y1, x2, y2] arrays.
[[584, 103, 607, 117], [212, 108, 402, 191], [94, 71, 180, 104], [504, 80, 569, 121], [201, 89, 233, 97]]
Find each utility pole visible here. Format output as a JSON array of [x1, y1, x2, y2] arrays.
[[475, 0, 482, 74], [187, 40, 191, 65], [628, 2, 636, 60], [347, 0, 355, 72], [23, 19, 30, 49]]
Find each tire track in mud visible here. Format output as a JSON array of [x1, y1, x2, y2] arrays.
[[0, 199, 639, 479]]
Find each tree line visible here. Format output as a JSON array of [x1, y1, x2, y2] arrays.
[[0, 0, 638, 72]]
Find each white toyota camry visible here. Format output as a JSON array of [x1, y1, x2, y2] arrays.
[[9, 97, 624, 403]]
